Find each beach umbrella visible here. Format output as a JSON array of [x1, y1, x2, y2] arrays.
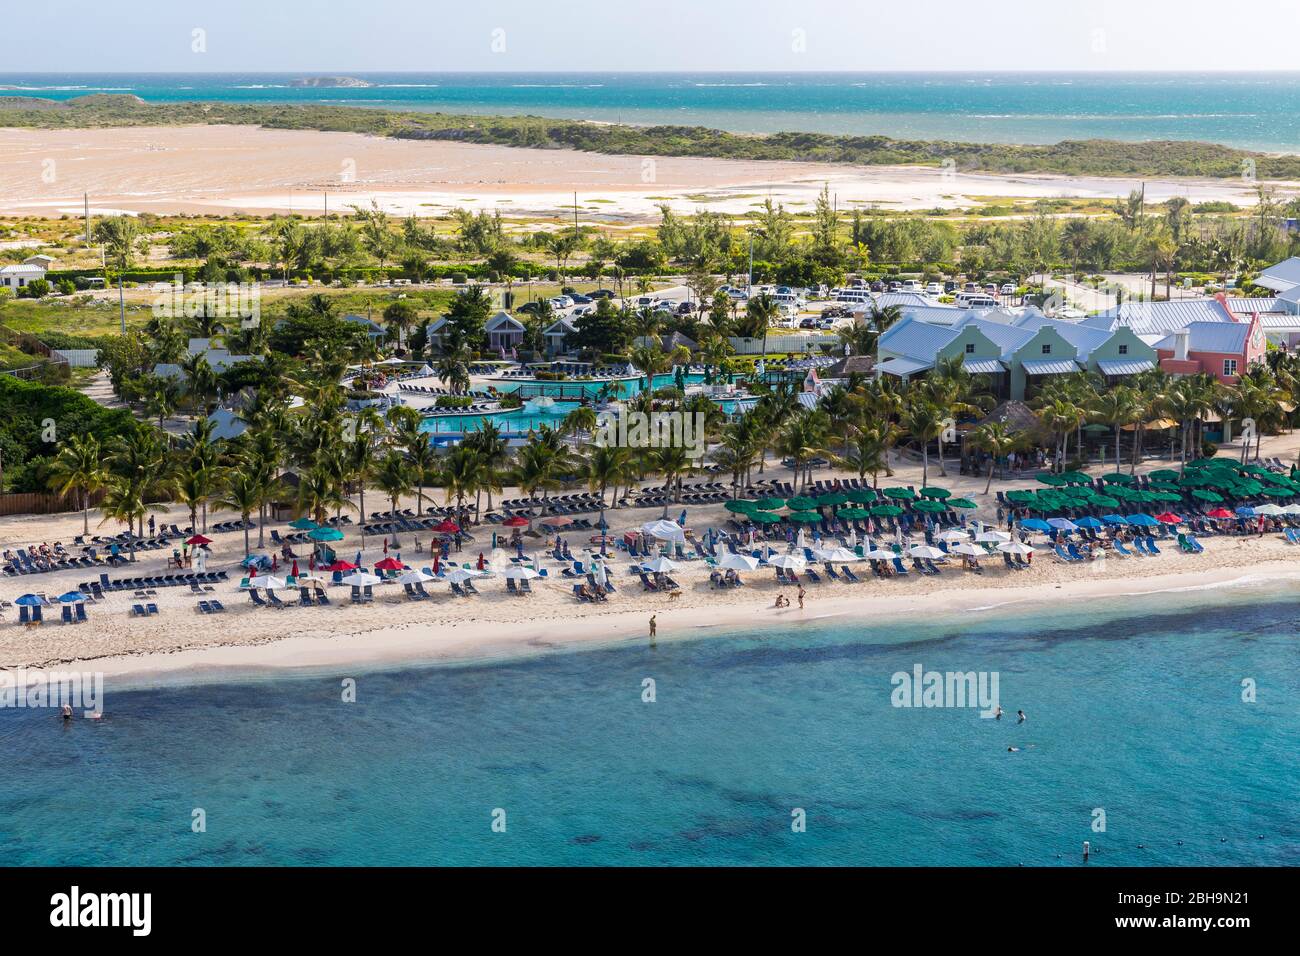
[[1252, 503, 1284, 516], [845, 489, 877, 504], [1206, 508, 1235, 519], [288, 518, 319, 531], [785, 511, 822, 523], [446, 568, 483, 585], [997, 541, 1035, 556], [786, 496, 819, 510], [1190, 488, 1224, 502], [57, 591, 86, 603], [309, 527, 344, 542], [396, 569, 435, 584], [434, 519, 461, 534], [814, 547, 861, 563], [908, 544, 945, 560], [719, 553, 761, 571], [1234, 506, 1256, 517], [186, 534, 213, 546], [948, 541, 985, 558], [640, 556, 679, 573], [1260, 487, 1293, 498], [881, 487, 915, 500], [14, 594, 47, 606], [947, 498, 977, 509], [1101, 514, 1128, 525], [1019, 518, 1052, 532], [1148, 469, 1181, 481], [1148, 491, 1184, 503], [767, 554, 806, 570], [912, 499, 948, 513], [870, 505, 904, 517], [1101, 472, 1135, 484], [1036, 472, 1068, 486], [975, 530, 1011, 543], [1154, 512, 1183, 524], [340, 571, 381, 587], [374, 556, 407, 571], [725, 500, 757, 514], [1075, 516, 1104, 528], [540, 516, 572, 528], [1006, 489, 1037, 503], [1127, 514, 1158, 526], [1089, 495, 1120, 509], [325, 560, 357, 572], [919, 486, 952, 499], [1047, 517, 1079, 531], [817, 492, 851, 506], [502, 516, 530, 528], [753, 498, 786, 511], [642, 519, 686, 541], [938, 528, 972, 542], [838, 506, 871, 519], [749, 511, 783, 524], [1059, 471, 1090, 484], [248, 574, 287, 590], [502, 566, 540, 580]]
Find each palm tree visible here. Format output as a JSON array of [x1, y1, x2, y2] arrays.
[[440, 444, 483, 527], [968, 421, 1022, 494], [400, 423, 438, 518], [214, 471, 263, 557], [1090, 386, 1141, 473], [776, 410, 830, 492], [649, 444, 693, 518], [47, 433, 106, 535], [463, 422, 509, 514], [900, 401, 945, 488], [745, 292, 780, 361], [836, 422, 897, 489]]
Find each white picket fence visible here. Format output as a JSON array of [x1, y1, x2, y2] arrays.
[[52, 348, 100, 368]]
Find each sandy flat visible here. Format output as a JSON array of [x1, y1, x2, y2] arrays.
[[0, 124, 1289, 221]]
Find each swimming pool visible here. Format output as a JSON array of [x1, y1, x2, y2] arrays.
[[486, 372, 714, 400], [420, 405, 576, 435]]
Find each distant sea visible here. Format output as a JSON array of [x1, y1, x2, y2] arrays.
[[2, 582, 1298, 866], [3, 72, 1300, 151]]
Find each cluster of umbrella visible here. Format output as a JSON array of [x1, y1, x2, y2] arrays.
[[723, 487, 976, 525], [15, 591, 90, 607]]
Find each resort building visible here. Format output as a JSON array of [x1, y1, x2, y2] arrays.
[[0, 263, 47, 289], [542, 317, 578, 357], [484, 311, 526, 353]]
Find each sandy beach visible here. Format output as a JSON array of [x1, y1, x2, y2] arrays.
[[0, 124, 1290, 220], [4, 445, 1299, 688]]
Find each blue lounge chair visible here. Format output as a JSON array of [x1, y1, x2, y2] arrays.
[[505, 579, 519, 595], [1053, 545, 1077, 563], [841, 564, 862, 583], [299, 587, 315, 605], [451, 582, 468, 597], [1066, 543, 1087, 561], [146, 603, 159, 616], [267, 590, 288, 608], [520, 578, 533, 595], [75, 603, 88, 623], [1145, 535, 1161, 554], [891, 557, 910, 576], [61, 605, 73, 624], [1112, 539, 1135, 557]]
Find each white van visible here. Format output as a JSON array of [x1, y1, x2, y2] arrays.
[[955, 292, 998, 309], [900, 279, 923, 293]]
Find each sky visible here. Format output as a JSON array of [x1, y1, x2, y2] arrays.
[[9, 0, 1300, 73]]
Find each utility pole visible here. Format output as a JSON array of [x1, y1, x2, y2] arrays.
[[119, 273, 126, 335], [84, 193, 90, 243], [747, 234, 754, 296]]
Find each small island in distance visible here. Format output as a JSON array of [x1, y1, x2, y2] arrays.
[[288, 76, 374, 88]]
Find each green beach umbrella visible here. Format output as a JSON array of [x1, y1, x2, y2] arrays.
[[1059, 471, 1090, 484], [289, 517, 320, 531], [724, 500, 757, 514], [1148, 469, 1180, 481], [1101, 472, 1135, 484], [786, 496, 819, 510], [1149, 491, 1184, 503], [817, 492, 851, 506], [882, 487, 915, 500], [785, 510, 822, 523], [1190, 488, 1224, 502], [838, 507, 871, 519], [1036, 473, 1068, 486], [749, 511, 783, 524], [1090, 495, 1120, 509], [845, 489, 877, 504], [308, 527, 344, 542], [919, 486, 951, 499], [948, 498, 977, 509], [870, 504, 905, 517], [1006, 490, 1036, 504], [912, 499, 948, 513], [753, 497, 786, 511]]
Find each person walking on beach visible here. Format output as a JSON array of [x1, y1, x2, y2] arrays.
[[648, 615, 657, 646], [797, 584, 806, 610]]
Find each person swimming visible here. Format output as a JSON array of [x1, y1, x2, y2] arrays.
[[994, 706, 1003, 720], [1017, 710, 1026, 723], [60, 704, 72, 721]]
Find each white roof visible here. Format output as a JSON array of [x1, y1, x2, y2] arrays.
[[1097, 359, 1155, 376], [0, 264, 46, 276], [1253, 256, 1300, 293], [1021, 359, 1082, 376]]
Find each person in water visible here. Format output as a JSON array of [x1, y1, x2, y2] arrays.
[[60, 704, 73, 721], [994, 706, 1003, 720], [1017, 710, 1026, 723], [648, 615, 657, 641]]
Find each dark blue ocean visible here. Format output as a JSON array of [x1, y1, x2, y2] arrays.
[[2, 582, 1298, 866], [3, 72, 1300, 150]]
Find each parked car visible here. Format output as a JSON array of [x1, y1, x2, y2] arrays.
[[588, 289, 616, 299], [870, 280, 885, 292], [944, 280, 960, 293], [925, 282, 943, 295], [548, 296, 573, 309], [677, 301, 696, 315], [799, 316, 819, 329], [634, 296, 657, 309], [517, 301, 543, 315], [1000, 283, 1016, 296], [568, 294, 592, 305]]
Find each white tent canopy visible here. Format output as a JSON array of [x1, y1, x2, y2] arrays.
[[641, 519, 686, 543], [719, 553, 760, 572]]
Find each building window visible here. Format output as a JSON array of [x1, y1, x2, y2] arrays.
[[1223, 358, 1238, 377], [1041, 343, 1051, 355], [965, 343, 975, 354], [1118, 344, 1128, 355]]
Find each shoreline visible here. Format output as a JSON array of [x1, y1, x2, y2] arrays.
[[23, 560, 1299, 692]]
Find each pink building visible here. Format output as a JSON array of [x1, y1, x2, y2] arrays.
[[1153, 295, 1267, 384]]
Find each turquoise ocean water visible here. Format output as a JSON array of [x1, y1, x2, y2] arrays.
[[3, 72, 1300, 150], [2, 581, 1298, 866]]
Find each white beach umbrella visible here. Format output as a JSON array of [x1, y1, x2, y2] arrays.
[[997, 541, 1035, 556], [948, 541, 985, 557], [396, 569, 434, 584], [341, 571, 382, 587], [865, 548, 898, 560], [641, 519, 686, 542], [908, 544, 946, 560], [640, 556, 679, 573], [767, 554, 806, 570], [1253, 503, 1285, 516], [847, 528, 857, 549], [975, 530, 1012, 543], [247, 574, 287, 590], [796, 528, 806, 551], [446, 567, 484, 584], [503, 565, 540, 580], [1281, 503, 1300, 515], [938, 528, 971, 542], [814, 547, 861, 563], [719, 553, 761, 571]]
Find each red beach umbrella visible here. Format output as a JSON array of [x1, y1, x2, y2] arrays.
[[540, 517, 572, 528], [434, 519, 460, 534], [432, 553, 441, 574], [326, 560, 357, 572], [1155, 512, 1183, 524], [1206, 508, 1234, 519], [291, 560, 299, 577], [186, 534, 212, 546], [502, 516, 529, 528], [374, 557, 406, 571]]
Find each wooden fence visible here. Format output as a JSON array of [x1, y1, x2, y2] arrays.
[[0, 489, 104, 518]]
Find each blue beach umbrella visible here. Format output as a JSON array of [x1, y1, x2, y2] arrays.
[[1127, 513, 1159, 526], [57, 591, 86, 603], [1101, 514, 1129, 525], [1235, 506, 1256, 516], [14, 593, 47, 606], [1047, 517, 1079, 531], [1074, 516, 1104, 528], [1019, 518, 1052, 532]]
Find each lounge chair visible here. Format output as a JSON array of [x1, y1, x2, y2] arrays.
[[61, 605, 73, 624], [75, 603, 88, 623], [146, 603, 159, 616], [505, 579, 519, 595], [520, 578, 533, 595], [1145, 535, 1162, 554], [299, 587, 316, 605], [841, 564, 862, 583], [1112, 538, 1135, 557], [1052, 545, 1077, 563], [891, 557, 910, 576]]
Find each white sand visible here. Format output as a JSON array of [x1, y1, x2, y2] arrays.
[[0, 124, 1290, 221]]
